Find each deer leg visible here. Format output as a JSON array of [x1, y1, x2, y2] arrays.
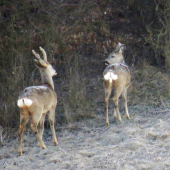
[[105, 86, 112, 126], [18, 113, 29, 156], [48, 107, 58, 145], [113, 89, 123, 122], [122, 88, 130, 119], [37, 113, 46, 147], [113, 108, 117, 118], [31, 114, 46, 149]]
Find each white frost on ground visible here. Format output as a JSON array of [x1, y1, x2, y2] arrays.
[[1, 105, 170, 170]]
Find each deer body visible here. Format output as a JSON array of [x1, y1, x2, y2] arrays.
[[103, 43, 131, 126], [18, 86, 57, 114], [17, 47, 58, 156]]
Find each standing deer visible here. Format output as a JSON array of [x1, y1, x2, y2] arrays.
[[17, 47, 58, 156], [103, 42, 131, 126]]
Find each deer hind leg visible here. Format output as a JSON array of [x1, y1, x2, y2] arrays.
[[48, 107, 58, 145], [18, 113, 29, 156], [122, 88, 130, 119], [30, 112, 46, 149], [113, 108, 117, 118], [37, 113, 46, 147], [104, 85, 112, 126], [113, 88, 123, 122]]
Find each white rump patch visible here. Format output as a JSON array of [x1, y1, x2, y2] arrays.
[[104, 72, 118, 83], [17, 98, 33, 107]]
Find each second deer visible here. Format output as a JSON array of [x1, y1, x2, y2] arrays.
[[17, 47, 58, 156], [103, 43, 131, 126]]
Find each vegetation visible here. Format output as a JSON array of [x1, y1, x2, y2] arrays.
[[0, 0, 170, 139], [145, 0, 170, 68]]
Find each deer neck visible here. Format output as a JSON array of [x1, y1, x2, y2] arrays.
[[119, 58, 125, 64], [40, 68, 54, 90]]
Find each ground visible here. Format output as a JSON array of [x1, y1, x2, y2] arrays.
[[0, 104, 170, 170]]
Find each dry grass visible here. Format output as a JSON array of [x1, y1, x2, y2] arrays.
[[129, 64, 170, 106], [1, 104, 170, 169]]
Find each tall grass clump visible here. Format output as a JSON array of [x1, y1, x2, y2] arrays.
[[62, 53, 95, 123]]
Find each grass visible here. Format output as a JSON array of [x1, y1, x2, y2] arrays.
[[129, 64, 170, 107]]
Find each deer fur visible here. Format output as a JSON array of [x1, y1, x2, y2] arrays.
[[17, 47, 58, 156], [103, 42, 131, 126]]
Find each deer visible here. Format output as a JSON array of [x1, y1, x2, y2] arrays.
[[103, 42, 131, 126], [17, 47, 58, 156]]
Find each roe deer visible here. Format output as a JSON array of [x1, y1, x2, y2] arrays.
[[17, 47, 58, 156], [103, 42, 131, 126]]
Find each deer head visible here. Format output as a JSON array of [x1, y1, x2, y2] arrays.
[[105, 42, 125, 64], [32, 47, 57, 77]]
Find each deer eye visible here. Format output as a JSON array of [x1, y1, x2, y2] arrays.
[[111, 56, 115, 58]]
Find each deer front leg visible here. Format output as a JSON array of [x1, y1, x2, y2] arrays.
[[48, 107, 58, 146]]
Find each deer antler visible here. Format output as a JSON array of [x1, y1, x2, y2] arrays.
[[32, 49, 47, 67], [39, 47, 47, 62]]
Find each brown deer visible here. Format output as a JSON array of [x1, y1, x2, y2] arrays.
[[103, 43, 131, 126], [17, 47, 58, 156]]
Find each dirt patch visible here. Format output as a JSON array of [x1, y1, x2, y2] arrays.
[[1, 105, 170, 170]]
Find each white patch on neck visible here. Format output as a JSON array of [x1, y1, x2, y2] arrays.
[[47, 65, 57, 76]]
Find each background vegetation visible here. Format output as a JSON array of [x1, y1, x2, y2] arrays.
[[0, 0, 170, 139]]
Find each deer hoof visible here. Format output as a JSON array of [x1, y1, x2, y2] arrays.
[[54, 141, 58, 146], [42, 145, 46, 149], [18, 152, 22, 156], [126, 115, 130, 119], [118, 117, 122, 122], [106, 122, 109, 126]]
